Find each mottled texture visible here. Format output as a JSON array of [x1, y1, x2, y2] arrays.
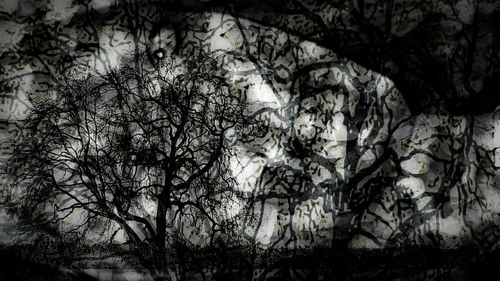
[[1, 0, 499, 280]]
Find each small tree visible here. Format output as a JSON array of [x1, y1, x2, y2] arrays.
[[4, 48, 250, 280]]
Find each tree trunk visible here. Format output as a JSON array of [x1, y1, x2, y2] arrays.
[[154, 199, 168, 280]]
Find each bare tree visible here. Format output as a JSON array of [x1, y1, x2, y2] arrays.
[[3, 47, 250, 280]]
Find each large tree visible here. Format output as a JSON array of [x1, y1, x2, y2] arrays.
[[4, 47, 250, 280]]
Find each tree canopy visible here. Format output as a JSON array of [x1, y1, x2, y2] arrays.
[[5, 47, 252, 280]]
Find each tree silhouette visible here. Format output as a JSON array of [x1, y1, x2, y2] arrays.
[[2, 1, 500, 280], [4, 47, 250, 280]]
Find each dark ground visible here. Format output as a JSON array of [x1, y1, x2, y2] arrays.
[[1, 244, 500, 281]]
